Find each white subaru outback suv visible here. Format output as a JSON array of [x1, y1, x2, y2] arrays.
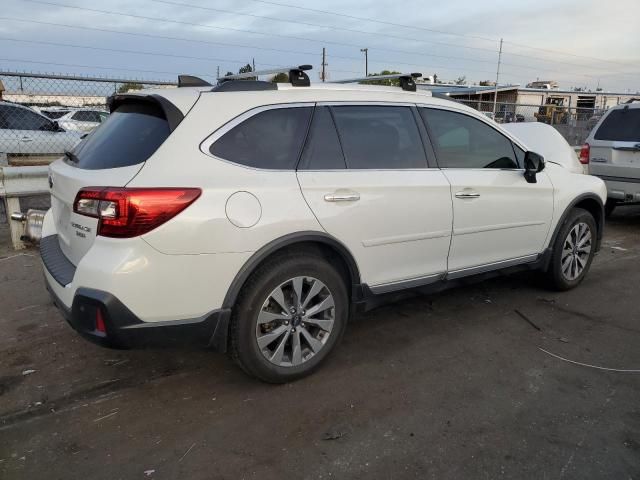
[[41, 68, 606, 383]]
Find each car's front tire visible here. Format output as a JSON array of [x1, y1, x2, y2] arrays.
[[546, 208, 597, 291], [229, 251, 349, 383]]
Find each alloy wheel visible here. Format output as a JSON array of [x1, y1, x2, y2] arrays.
[[561, 222, 592, 281], [255, 276, 335, 367]]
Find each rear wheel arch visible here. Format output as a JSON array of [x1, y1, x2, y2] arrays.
[[222, 232, 362, 311]]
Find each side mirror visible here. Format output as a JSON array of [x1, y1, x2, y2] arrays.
[[524, 151, 545, 183]]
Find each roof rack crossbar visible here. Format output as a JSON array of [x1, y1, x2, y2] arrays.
[[332, 72, 422, 92], [217, 65, 312, 87]]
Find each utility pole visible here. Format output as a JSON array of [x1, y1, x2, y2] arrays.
[[360, 48, 368, 76], [321, 48, 327, 82], [492, 38, 503, 116], [216, 66, 220, 80]]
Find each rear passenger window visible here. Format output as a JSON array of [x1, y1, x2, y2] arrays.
[[299, 107, 346, 170], [331, 106, 427, 169], [210, 107, 312, 169], [421, 108, 520, 169], [594, 108, 640, 141]]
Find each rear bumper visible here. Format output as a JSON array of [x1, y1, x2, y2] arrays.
[[595, 175, 640, 202], [45, 276, 231, 350]]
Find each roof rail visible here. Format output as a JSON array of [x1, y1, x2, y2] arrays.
[[217, 65, 312, 87], [332, 73, 422, 92], [177, 75, 212, 87]]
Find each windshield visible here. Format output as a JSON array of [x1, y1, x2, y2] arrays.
[[70, 102, 170, 170]]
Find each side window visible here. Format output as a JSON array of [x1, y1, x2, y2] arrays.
[[421, 108, 519, 169], [73, 111, 99, 122], [331, 105, 427, 169], [210, 107, 312, 169], [299, 107, 346, 170], [10, 108, 53, 131], [0, 106, 10, 129]]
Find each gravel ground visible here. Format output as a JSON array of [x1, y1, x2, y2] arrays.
[[0, 207, 639, 480]]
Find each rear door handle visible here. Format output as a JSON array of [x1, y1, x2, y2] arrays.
[[21, 136, 33, 142], [324, 191, 360, 202], [455, 191, 480, 199]]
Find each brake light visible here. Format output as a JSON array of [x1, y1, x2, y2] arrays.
[[73, 187, 201, 238], [579, 143, 590, 164]]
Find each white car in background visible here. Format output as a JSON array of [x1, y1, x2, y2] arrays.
[[40, 69, 607, 383], [0, 101, 82, 157], [41, 108, 108, 133]]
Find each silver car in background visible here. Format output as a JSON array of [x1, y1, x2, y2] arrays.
[[0, 101, 82, 161], [582, 101, 640, 216]]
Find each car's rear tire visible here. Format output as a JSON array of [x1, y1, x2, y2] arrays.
[[229, 251, 349, 383], [545, 208, 597, 291]]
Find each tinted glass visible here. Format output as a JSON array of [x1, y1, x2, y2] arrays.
[[421, 108, 519, 169], [299, 107, 346, 170], [70, 102, 170, 170], [43, 110, 70, 119], [331, 106, 427, 169], [594, 108, 640, 141], [72, 111, 102, 122], [0, 106, 11, 129], [210, 107, 312, 169], [8, 107, 52, 131]]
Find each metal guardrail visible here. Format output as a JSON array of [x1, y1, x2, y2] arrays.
[[0, 165, 49, 249]]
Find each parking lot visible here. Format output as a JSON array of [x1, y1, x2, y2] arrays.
[[0, 207, 639, 480]]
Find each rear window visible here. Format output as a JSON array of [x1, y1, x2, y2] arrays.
[[594, 108, 640, 142], [70, 102, 170, 170]]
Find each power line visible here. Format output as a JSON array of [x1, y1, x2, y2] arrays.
[[244, 0, 638, 69], [0, 15, 501, 71], [149, 0, 502, 55], [242, 0, 498, 43], [22, 0, 637, 77], [0, 36, 287, 69], [502, 40, 636, 69]]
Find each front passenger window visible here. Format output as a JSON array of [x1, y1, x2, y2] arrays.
[[421, 108, 520, 169]]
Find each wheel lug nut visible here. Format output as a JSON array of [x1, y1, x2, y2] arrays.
[[284, 321, 289, 325]]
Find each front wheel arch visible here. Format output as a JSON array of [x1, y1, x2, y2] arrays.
[[547, 194, 604, 255]]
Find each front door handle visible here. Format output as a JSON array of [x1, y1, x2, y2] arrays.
[[21, 136, 33, 142], [324, 191, 360, 202], [455, 191, 480, 199]]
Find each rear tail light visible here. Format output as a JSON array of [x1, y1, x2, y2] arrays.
[[579, 143, 590, 164], [73, 187, 201, 238]]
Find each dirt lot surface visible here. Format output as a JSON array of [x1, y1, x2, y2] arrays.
[[1, 208, 639, 480]]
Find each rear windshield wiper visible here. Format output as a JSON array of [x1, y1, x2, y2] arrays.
[[64, 150, 79, 163]]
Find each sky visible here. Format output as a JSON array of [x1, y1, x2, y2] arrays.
[[1, 0, 639, 92]]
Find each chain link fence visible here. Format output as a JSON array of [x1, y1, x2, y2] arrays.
[[457, 100, 603, 146], [0, 72, 177, 166]]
